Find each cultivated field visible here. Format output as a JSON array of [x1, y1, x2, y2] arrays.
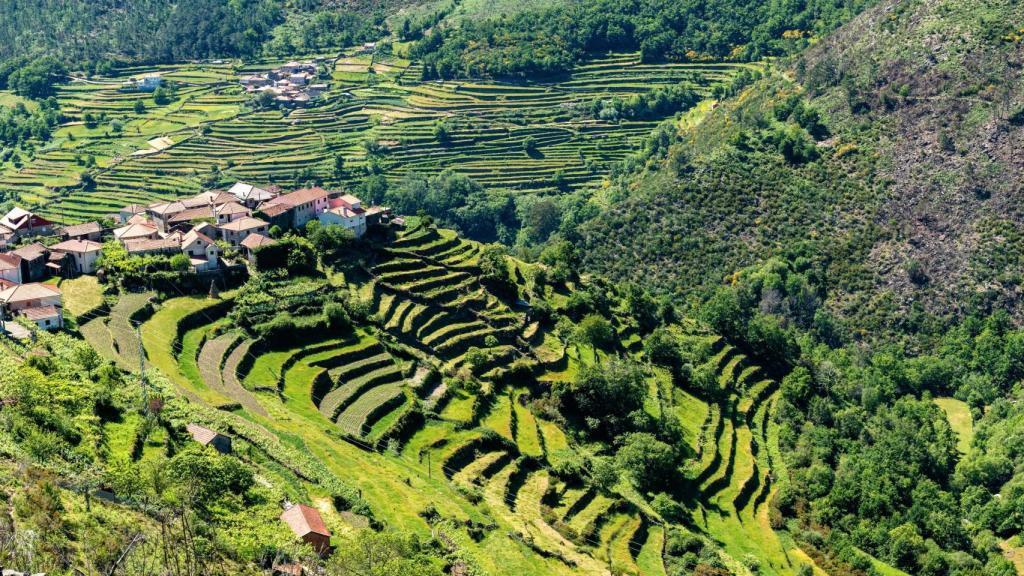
[[0, 53, 753, 223], [73, 220, 845, 575]]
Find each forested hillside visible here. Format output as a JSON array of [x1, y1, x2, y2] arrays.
[[409, 0, 876, 78], [579, 0, 1024, 339], [0, 0, 394, 69]]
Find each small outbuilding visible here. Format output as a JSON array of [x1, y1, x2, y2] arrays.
[[185, 423, 233, 454], [280, 503, 331, 554]]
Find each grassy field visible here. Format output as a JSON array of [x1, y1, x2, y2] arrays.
[[59, 275, 106, 317], [934, 397, 974, 453], [1, 53, 751, 224]]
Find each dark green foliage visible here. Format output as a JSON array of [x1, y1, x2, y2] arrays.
[[167, 445, 255, 510], [0, 97, 61, 148], [589, 83, 700, 121], [252, 235, 317, 276], [615, 432, 679, 492], [412, 0, 874, 79], [3, 58, 66, 99], [558, 357, 646, 440], [0, 0, 282, 65], [383, 171, 517, 244], [573, 314, 615, 351], [305, 220, 355, 263]]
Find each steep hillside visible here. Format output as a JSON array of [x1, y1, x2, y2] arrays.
[[579, 0, 1024, 337]]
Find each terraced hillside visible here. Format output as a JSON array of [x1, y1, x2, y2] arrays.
[[0, 53, 755, 223], [72, 221, 831, 575]]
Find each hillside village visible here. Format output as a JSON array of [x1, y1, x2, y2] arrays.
[[240, 60, 330, 106], [0, 183, 389, 334]]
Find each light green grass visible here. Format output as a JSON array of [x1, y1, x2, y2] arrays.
[[60, 276, 106, 317], [934, 397, 974, 453]]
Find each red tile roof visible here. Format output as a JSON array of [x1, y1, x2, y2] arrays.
[[241, 233, 275, 249], [125, 238, 180, 253], [61, 221, 102, 238], [264, 187, 329, 209], [11, 243, 47, 261], [0, 282, 61, 304], [185, 423, 224, 446], [19, 305, 60, 321], [259, 204, 290, 218], [220, 217, 268, 232], [51, 239, 103, 253], [280, 504, 330, 538]]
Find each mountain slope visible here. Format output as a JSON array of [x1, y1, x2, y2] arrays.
[[579, 0, 1024, 337]]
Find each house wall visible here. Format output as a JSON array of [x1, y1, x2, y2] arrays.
[[0, 265, 20, 284], [292, 197, 328, 229], [6, 294, 61, 312], [27, 312, 63, 330], [318, 212, 366, 238], [223, 226, 269, 247], [58, 251, 100, 276], [302, 532, 330, 554], [22, 258, 46, 282]]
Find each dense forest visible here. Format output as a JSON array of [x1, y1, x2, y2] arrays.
[[0, 0, 391, 71], [410, 0, 876, 79]]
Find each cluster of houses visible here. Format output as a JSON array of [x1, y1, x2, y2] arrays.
[[0, 182, 388, 334], [239, 61, 328, 107]]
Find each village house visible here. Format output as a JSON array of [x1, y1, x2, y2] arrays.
[[185, 423, 232, 454], [259, 187, 329, 230], [318, 194, 367, 238], [148, 192, 237, 232], [165, 206, 219, 231], [60, 221, 103, 242], [114, 221, 161, 244], [215, 201, 250, 225], [240, 233, 275, 263], [280, 503, 331, 554], [180, 229, 220, 272], [121, 73, 163, 92], [50, 239, 103, 276], [0, 224, 12, 250], [229, 182, 278, 208], [0, 207, 54, 242], [0, 253, 22, 285], [11, 243, 49, 282], [119, 204, 147, 224], [0, 282, 63, 330], [219, 217, 270, 247], [124, 237, 179, 257]]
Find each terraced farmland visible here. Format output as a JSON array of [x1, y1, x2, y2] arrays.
[[1, 53, 754, 224]]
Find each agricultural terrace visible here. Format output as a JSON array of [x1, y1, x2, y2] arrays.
[[69, 220, 838, 575], [0, 53, 754, 223]]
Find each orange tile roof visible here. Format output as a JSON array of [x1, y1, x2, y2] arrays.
[[19, 305, 60, 321], [61, 221, 102, 237], [0, 282, 61, 304], [264, 187, 329, 208], [241, 233, 275, 249], [280, 504, 330, 538], [51, 239, 103, 253], [186, 423, 224, 446], [220, 217, 268, 232]]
